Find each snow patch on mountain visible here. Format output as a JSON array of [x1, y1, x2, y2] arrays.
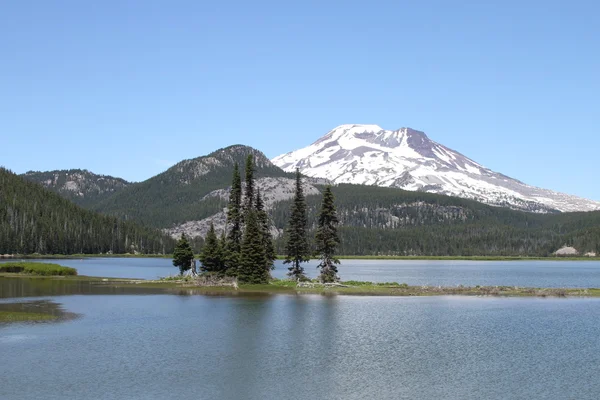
[[272, 124, 600, 213]]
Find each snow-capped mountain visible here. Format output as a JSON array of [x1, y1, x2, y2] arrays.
[[272, 124, 600, 213]]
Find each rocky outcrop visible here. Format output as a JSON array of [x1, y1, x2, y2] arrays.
[[554, 246, 579, 256], [164, 177, 321, 239]]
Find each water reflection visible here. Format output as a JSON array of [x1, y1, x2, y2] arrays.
[[0, 277, 169, 299], [0, 299, 79, 325]]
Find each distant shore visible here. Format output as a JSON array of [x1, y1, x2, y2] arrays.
[[2, 254, 599, 261]]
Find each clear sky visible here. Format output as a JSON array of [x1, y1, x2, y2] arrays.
[[1, 0, 599, 200]]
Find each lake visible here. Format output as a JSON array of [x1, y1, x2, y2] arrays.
[[3, 257, 600, 287], [2, 293, 600, 399], [2, 258, 600, 399]]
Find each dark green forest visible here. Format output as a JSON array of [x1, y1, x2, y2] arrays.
[[0, 168, 174, 255], [269, 184, 600, 256]]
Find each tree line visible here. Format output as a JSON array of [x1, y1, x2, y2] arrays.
[[173, 157, 341, 283], [269, 184, 600, 256]]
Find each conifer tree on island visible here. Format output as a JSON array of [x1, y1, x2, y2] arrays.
[[315, 186, 341, 282], [256, 189, 276, 271], [218, 231, 227, 271], [284, 169, 310, 280], [242, 154, 255, 218], [238, 210, 270, 284], [225, 163, 243, 276], [173, 233, 194, 275], [199, 222, 223, 273]]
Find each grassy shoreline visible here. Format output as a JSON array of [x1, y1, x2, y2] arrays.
[[0, 262, 77, 276], [144, 278, 600, 298], [3, 272, 600, 298], [0, 311, 58, 322]]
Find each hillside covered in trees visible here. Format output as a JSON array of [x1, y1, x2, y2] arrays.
[[269, 184, 600, 256], [89, 145, 294, 228], [0, 168, 173, 255]]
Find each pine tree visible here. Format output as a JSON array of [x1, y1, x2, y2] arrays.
[[199, 223, 221, 272], [238, 210, 270, 284], [218, 231, 227, 272], [225, 163, 243, 275], [256, 189, 276, 271], [173, 233, 194, 275], [243, 154, 255, 218], [284, 169, 310, 280], [315, 186, 340, 282]]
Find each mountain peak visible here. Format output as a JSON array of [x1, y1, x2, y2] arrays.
[[315, 125, 432, 149], [21, 169, 131, 207], [331, 124, 384, 132], [272, 125, 600, 213]]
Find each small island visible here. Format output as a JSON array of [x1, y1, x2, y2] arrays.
[[2, 262, 599, 299]]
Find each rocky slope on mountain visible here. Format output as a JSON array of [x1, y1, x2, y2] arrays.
[[22, 169, 130, 207], [164, 177, 321, 239], [272, 124, 600, 213]]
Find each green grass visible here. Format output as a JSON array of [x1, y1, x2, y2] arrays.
[[130, 277, 600, 298], [254, 280, 598, 297], [0, 262, 77, 276], [0, 311, 57, 322]]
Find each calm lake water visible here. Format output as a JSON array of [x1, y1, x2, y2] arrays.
[[3, 257, 600, 288], [2, 258, 600, 399], [1, 294, 600, 400]]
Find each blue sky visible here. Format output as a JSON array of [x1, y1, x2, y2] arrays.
[[1, 0, 599, 200]]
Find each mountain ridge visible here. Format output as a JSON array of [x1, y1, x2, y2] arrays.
[[21, 169, 131, 207], [9, 144, 600, 256], [89, 145, 295, 228]]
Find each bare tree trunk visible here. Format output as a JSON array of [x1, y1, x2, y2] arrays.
[[190, 259, 198, 276]]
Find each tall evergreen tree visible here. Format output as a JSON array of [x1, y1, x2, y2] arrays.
[[243, 154, 255, 218], [284, 169, 310, 280], [218, 231, 227, 271], [315, 186, 341, 282], [238, 210, 270, 284], [225, 163, 243, 275], [256, 189, 276, 271], [199, 223, 223, 272], [173, 233, 194, 275]]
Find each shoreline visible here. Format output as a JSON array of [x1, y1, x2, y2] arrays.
[[2, 273, 600, 298], [2, 254, 599, 262]]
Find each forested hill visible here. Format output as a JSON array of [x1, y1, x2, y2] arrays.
[[90, 145, 294, 227], [269, 184, 600, 256], [21, 169, 130, 207], [15, 144, 600, 257], [0, 168, 173, 255]]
